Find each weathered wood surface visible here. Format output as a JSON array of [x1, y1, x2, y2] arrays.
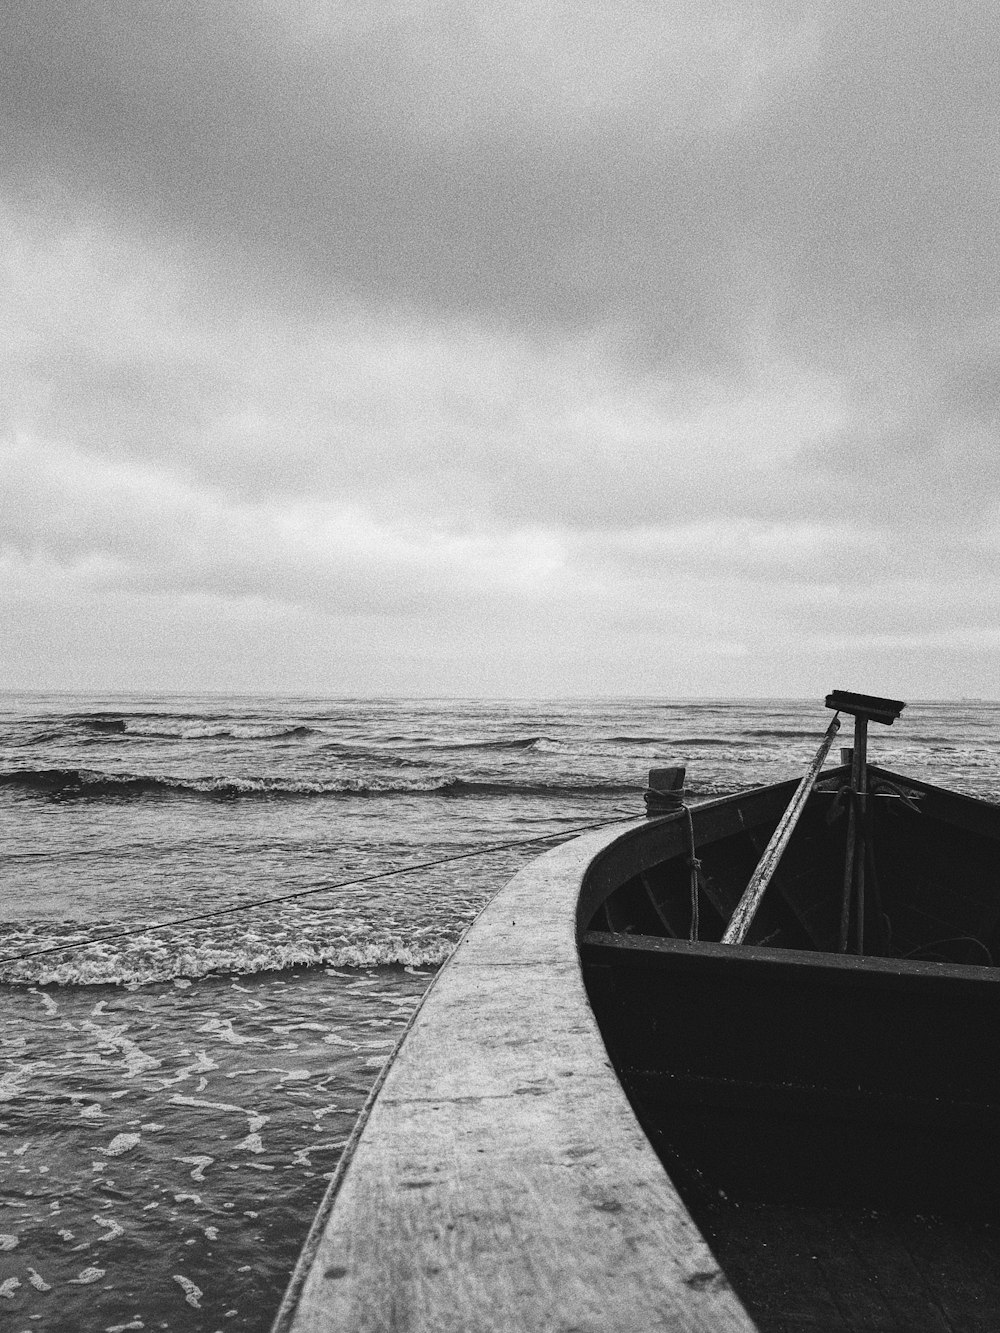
[[274, 822, 757, 1333]]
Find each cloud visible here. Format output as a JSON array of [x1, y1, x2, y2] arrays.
[[1, 2, 999, 693], [0, 1, 820, 356]]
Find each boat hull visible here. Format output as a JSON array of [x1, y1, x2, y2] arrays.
[[275, 764, 1000, 1332], [582, 932, 1000, 1216], [579, 768, 1000, 1330]]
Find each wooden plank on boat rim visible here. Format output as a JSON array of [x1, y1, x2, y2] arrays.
[[272, 820, 758, 1333]]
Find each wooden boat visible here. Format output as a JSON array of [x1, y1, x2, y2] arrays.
[[273, 694, 1000, 1333]]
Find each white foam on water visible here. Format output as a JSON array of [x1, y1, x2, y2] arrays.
[[169, 1093, 260, 1125], [100, 1133, 140, 1157], [291, 1141, 341, 1167], [93, 1216, 124, 1240], [83, 1021, 161, 1077], [172, 1274, 203, 1308], [176, 1155, 213, 1181], [196, 1018, 260, 1046], [0, 1065, 38, 1102], [28, 986, 60, 1014], [69, 1266, 106, 1284], [3, 929, 454, 987], [80, 1103, 105, 1119], [0, 1234, 18, 1249], [159, 1053, 218, 1087], [168, 1094, 268, 1155], [27, 1268, 51, 1291], [0, 1276, 21, 1298]]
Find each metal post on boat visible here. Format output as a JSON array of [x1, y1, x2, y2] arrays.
[[825, 692, 906, 954], [850, 715, 869, 953]]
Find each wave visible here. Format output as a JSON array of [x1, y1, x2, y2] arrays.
[[0, 927, 456, 987], [743, 728, 830, 740], [443, 778, 642, 798], [70, 710, 207, 725], [423, 736, 551, 752], [671, 736, 760, 748], [55, 714, 321, 742], [601, 735, 668, 745], [81, 716, 128, 734], [317, 743, 432, 768], [128, 722, 320, 741], [0, 767, 641, 802]]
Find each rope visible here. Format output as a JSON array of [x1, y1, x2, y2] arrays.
[[0, 814, 631, 967], [903, 936, 994, 966], [683, 805, 701, 941]]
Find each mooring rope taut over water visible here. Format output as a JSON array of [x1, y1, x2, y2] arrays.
[[0, 814, 631, 967]]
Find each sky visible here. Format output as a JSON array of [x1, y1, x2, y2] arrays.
[[2, 1, 998, 698]]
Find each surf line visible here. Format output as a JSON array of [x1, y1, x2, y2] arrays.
[[0, 815, 631, 966]]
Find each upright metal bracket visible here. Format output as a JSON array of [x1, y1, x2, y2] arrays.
[[826, 692, 906, 952]]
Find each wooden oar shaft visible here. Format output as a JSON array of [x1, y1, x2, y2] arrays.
[[722, 714, 842, 945]]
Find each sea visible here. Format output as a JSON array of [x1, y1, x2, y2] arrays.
[[1, 693, 999, 1333]]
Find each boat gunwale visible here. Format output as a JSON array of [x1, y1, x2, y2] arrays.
[[271, 815, 759, 1333], [578, 765, 1000, 979]]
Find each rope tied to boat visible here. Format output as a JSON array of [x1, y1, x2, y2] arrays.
[[0, 813, 633, 968], [683, 804, 702, 941], [642, 768, 703, 940]]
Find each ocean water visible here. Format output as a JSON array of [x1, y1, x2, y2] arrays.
[[1, 693, 998, 1332]]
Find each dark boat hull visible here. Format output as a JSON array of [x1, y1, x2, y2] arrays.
[[582, 933, 1000, 1215]]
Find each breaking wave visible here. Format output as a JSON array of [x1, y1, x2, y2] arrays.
[[0, 923, 456, 987], [27, 714, 323, 743], [423, 736, 552, 752], [0, 767, 640, 802], [126, 723, 319, 742]]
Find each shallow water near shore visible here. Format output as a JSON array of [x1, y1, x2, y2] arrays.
[[1, 694, 998, 1331]]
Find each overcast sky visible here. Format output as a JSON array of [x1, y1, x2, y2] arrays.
[[2, 2, 998, 698]]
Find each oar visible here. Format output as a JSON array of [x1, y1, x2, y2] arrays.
[[721, 713, 842, 946]]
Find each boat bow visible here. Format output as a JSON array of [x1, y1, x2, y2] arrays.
[[273, 820, 756, 1333]]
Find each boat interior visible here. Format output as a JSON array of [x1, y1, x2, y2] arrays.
[[579, 763, 1000, 1332], [585, 765, 1000, 963]]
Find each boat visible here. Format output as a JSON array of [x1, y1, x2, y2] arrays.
[[272, 693, 1000, 1332]]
